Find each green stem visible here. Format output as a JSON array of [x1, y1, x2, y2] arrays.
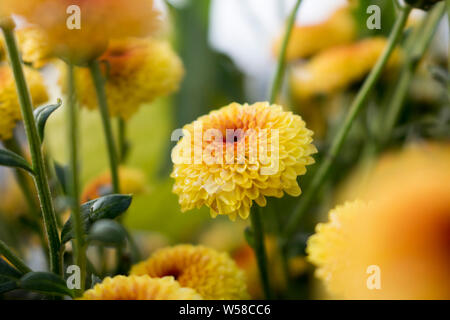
[[88, 60, 120, 194], [1, 20, 61, 275], [0, 239, 32, 274], [381, 2, 446, 145], [269, 0, 302, 103], [267, 0, 303, 289], [66, 64, 86, 294], [118, 117, 127, 163], [250, 207, 272, 300], [284, 5, 412, 239]]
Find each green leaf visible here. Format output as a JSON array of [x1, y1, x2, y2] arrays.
[[54, 161, 69, 195], [0, 148, 34, 174], [88, 219, 127, 247], [0, 257, 23, 280], [61, 194, 132, 244], [0, 279, 18, 294], [19, 272, 74, 297], [33, 99, 62, 142]]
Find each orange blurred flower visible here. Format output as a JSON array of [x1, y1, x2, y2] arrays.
[[0, 0, 161, 64]]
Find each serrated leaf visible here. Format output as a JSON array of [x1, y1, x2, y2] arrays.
[[33, 99, 62, 142], [61, 194, 132, 244], [0, 148, 34, 174], [54, 161, 69, 195], [88, 219, 127, 247], [0, 257, 22, 280], [19, 272, 74, 297]]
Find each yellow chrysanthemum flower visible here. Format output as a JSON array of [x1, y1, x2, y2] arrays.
[[0, 0, 161, 64], [130, 245, 249, 300], [273, 6, 356, 61], [307, 143, 450, 299], [16, 27, 53, 68], [0, 64, 48, 140], [171, 102, 317, 220], [290, 37, 402, 100], [80, 275, 203, 300], [306, 200, 369, 299], [81, 167, 148, 202], [69, 38, 183, 119]]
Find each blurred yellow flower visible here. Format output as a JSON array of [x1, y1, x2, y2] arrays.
[[274, 6, 356, 61], [80, 275, 203, 300], [16, 27, 53, 68], [0, 0, 161, 64], [69, 38, 183, 120], [290, 37, 402, 100], [81, 167, 148, 202], [0, 64, 48, 140], [307, 143, 450, 299], [171, 102, 316, 220], [130, 245, 249, 300], [0, 169, 35, 220]]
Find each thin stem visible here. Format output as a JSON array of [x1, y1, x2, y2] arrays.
[[269, 0, 302, 103], [250, 207, 272, 300], [66, 63, 86, 294], [0, 239, 32, 274], [1, 20, 61, 275], [382, 2, 446, 144], [88, 60, 120, 194], [284, 5, 412, 239], [118, 117, 127, 163]]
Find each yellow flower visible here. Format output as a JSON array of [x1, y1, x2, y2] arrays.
[[0, 64, 48, 140], [273, 6, 356, 61], [130, 245, 249, 300], [81, 167, 148, 203], [16, 27, 53, 68], [307, 143, 450, 299], [0, 0, 161, 64], [69, 38, 183, 119], [290, 37, 402, 100], [80, 275, 203, 300], [171, 102, 317, 220]]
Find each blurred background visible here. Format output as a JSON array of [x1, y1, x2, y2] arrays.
[[0, 0, 448, 299]]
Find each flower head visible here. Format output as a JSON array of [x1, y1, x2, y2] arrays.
[[273, 6, 356, 61], [81, 167, 148, 203], [171, 102, 316, 220], [0, 64, 48, 140], [307, 143, 450, 299], [80, 275, 203, 300], [130, 245, 249, 300], [16, 27, 53, 68], [69, 38, 183, 119], [1, 0, 161, 64], [290, 37, 402, 100]]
